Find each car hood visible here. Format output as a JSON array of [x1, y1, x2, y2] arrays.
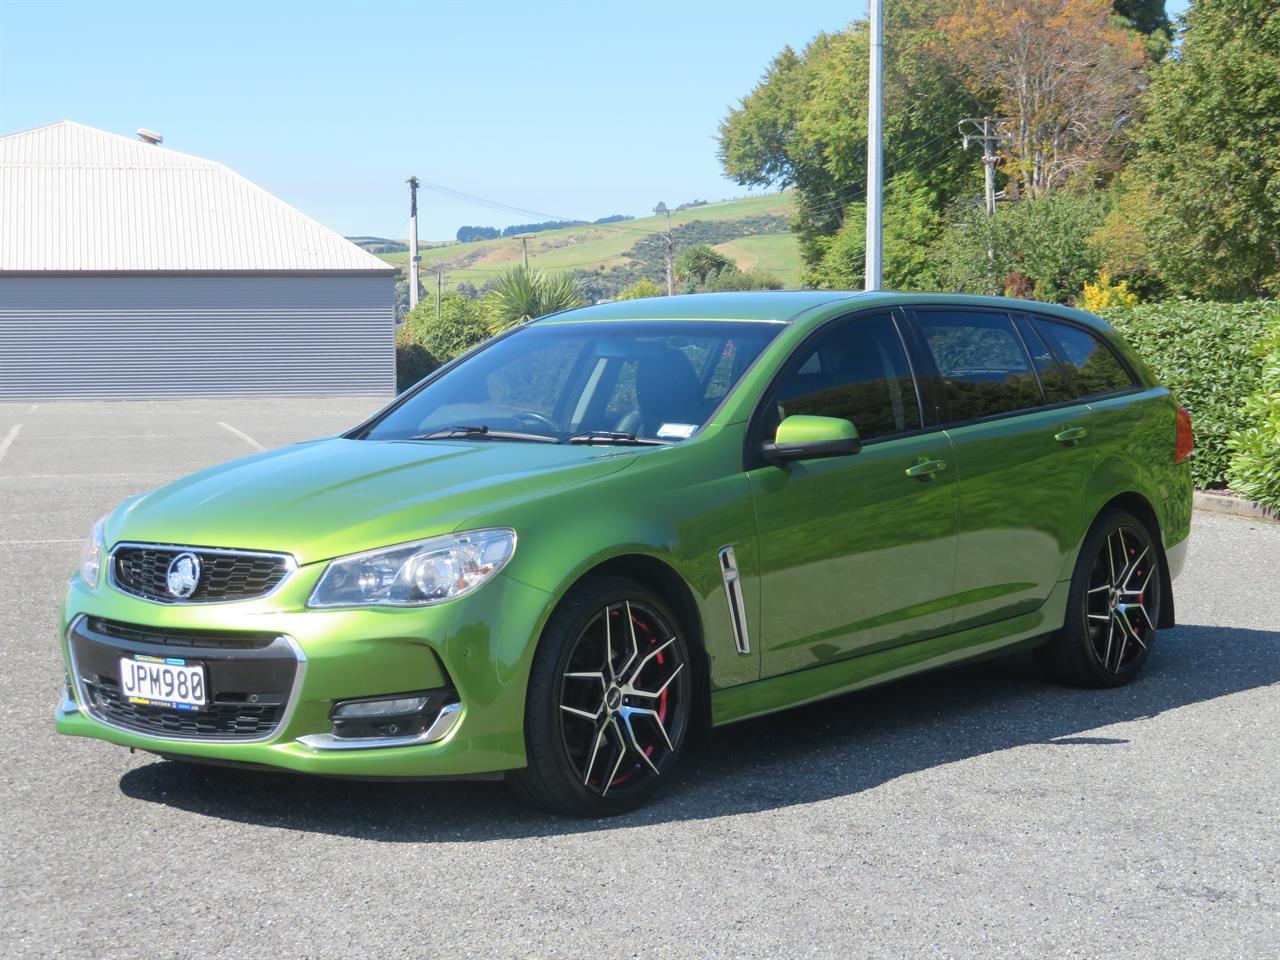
[[110, 438, 640, 564]]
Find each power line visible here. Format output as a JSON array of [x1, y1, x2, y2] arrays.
[[419, 182, 690, 238]]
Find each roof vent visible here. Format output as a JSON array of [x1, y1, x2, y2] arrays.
[[136, 128, 163, 145]]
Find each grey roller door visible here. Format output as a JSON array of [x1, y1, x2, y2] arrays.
[[0, 274, 395, 400]]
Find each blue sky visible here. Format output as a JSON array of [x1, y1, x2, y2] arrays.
[[1, 0, 1187, 242]]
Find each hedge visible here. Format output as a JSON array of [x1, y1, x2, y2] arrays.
[[1101, 301, 1280, 489], [1225, 319, 1280, 509]]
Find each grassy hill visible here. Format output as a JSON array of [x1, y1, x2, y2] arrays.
[[376, 192, 802, 295]]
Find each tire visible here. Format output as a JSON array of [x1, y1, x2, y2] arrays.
[[509, 576, 694, 816], [1039, 508, 1163, 688]]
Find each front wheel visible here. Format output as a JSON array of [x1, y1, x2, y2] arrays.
[[1040, 508, 1163, 688], [511, 576, 694, 815]]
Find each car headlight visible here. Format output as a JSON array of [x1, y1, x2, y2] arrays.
[[307, 528, 516, 608], [79, 516, 107, 588]]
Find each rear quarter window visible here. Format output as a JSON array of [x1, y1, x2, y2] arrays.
[[1036, 318, 1138, 398]]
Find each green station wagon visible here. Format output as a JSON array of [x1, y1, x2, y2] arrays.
[[57, 291, 1193, 814]]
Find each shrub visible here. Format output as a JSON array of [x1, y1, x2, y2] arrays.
[[931, 192, 1110, 304], [1100, 301, 1280, 488], [1081, 271, 1139, 312], [616, 278, 665, 300], [1226, 318, 1280, 509], [395, 293, 492, 392], [485, 267, 584, 330], [701, 269, 784, 292]]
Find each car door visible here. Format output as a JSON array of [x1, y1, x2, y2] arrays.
[[746, 309, 960, 678], [904, 306, 1095, 631]]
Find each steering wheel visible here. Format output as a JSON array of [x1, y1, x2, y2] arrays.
[[512, 411, 559, 434]]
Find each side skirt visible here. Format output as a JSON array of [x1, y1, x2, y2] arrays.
[[710, 577, 1070, 727]]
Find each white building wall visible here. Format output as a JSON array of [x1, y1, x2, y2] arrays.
[[0, 274, 395, 400]]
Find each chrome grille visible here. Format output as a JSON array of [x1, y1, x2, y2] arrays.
[[110, 543, 293, 603]]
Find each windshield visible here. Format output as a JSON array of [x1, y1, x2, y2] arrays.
[[362, 320, 785, 443]]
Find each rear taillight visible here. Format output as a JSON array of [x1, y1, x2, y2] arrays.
[[1175, 405, 1194, 464]]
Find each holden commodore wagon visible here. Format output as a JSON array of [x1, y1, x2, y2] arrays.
[[57, 291, 1193, 815]]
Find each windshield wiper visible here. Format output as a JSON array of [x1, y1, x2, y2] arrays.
[[562, 431, 669, 446], [407, 425, 557, 443]]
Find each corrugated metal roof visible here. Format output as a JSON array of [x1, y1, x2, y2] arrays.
[[0, 121, 394, 273]]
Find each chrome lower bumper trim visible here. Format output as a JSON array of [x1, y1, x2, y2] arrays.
[[57, 689, 80, 717], [297, 701, 462, 751]]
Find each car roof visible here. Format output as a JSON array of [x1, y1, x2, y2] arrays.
[[537, 291, 867, 324], [537, 290, 1110, 330]]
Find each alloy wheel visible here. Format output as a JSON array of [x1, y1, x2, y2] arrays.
[[1083, 524, 1159, 674], [557, 600, 689, 799]]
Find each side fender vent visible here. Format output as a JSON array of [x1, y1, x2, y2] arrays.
[[718, 546, 751, 656]]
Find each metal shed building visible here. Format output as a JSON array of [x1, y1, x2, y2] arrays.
[[0, 121, 397, 400]]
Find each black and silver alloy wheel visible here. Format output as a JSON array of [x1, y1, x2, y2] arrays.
[[1083, 524, 1159, 674], [1040, 508, 1162, 688], [513, 576, 694, 815], [559, 600, 687, 798]]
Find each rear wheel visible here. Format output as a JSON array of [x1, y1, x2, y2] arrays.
[[1040, 509, 1163, 688], [511, 576, 693, 815]]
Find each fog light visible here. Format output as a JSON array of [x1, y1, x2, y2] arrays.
[[332, 695, 429, 719], [325, 689, 456, 743]]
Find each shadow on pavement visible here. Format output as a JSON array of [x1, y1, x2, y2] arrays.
[[119, 623, 1279, 839]]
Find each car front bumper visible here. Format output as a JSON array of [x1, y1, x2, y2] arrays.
[[55, 566, 552, 778]]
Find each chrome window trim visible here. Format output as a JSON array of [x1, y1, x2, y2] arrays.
[[718, 545, 751, 656], [107, 541, 298, 606], [297, 701, 462, 751], [65, 614, 308, 745]]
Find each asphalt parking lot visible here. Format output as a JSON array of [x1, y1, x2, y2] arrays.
[[2, 398, 1277, 959]]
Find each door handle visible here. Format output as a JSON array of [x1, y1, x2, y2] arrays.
[[905, 458, 947, 478], [1054, 426, 1088, 445]]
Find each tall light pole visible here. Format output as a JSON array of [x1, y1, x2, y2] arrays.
[[407, 176, 421, 310], [864, 0, 884, 291]]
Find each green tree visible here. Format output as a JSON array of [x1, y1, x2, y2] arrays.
[[485, 266, 584, 329], [675, 244, 734, 287], [718, 0, 984, 267], [1130, 0, 1279, 299], [805, 172, 948, 290]]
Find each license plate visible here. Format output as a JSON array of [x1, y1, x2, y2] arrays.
[[118, 655, 207, 711]]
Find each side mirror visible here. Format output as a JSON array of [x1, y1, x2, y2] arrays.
[[762, 415, 862, 464]]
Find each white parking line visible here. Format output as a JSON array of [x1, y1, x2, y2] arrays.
[[0, 539, 82, 545], [27, 404, 38, 413], [18, 434, 226, 441], [0, 472, 175, 480], [0, 423, 22, 464], [217, 420, 265, 451]]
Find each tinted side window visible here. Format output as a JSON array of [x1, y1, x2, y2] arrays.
[[1016, 316, 1075, 403], [770, 313, 920, 441], [915, 310, 1044, 421], [1036, 318, 1137, 398]]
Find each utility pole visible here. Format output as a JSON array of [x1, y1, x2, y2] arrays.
[[406, 176, 421, 310], [654, 202, 674, 296], [958, 117, 1008, 217], [513, 234, 534, 270], [435, 267, 444, 327], [864, 0, 884, 291]]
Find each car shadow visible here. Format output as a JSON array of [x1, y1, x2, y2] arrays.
[[118, 623, 1279, 840]]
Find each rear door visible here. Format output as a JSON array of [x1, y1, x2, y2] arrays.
[[904, 306, 1095, 631], [747, 309, 960, 677]]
